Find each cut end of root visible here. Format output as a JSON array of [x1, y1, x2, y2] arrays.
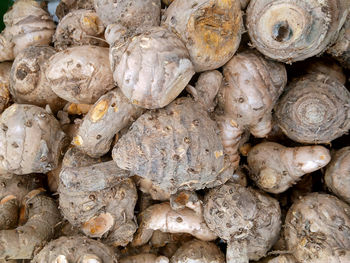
[[259, 168, 279, 189], [90, 100, 109, 123], [82, 212, 114, 238], [53, 255, 68, 263]]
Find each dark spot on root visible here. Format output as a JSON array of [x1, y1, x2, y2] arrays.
[[273, 21, 293, 42], [16, 68, 28, 80]]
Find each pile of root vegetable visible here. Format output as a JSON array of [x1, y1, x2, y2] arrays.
[[1, 0, 350, 262]]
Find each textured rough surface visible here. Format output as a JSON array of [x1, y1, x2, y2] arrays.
[[113, 97, 231, 194], [268, 255, 298, 263], [46, 46, 114, 104], [0, 104, 68, 175], [120, 254, 169, 263], [285, 193, 350, 263], [10, 46, 65, 113], [247, 0, 350, 63], [170, 239, 225, 263], [59, 161, 137, 246], [32, 235, 118, 263], [203, 183, 281, 261], [74, 89, 143, 157], [247, 142, 331, 194], [0, 196, 18, 230], [275, 73, 350, 144], [56, 0, 95, 20], [112, 27, 194, 109], [137, 177, 171, 201], [325, 147, 350, 204], [217, 50, 286, 167], [162, 0, 242, 72], [0, 190, 61, 259], [54, 9, 107, 51], [0, 62, 12, 114]]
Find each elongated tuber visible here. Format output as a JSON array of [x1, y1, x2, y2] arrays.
[[59, 161, 137, 246], [325, 147, 350, 204], [247, 0, 350, 63], [0, 62, 12, 114], [162, 0, 242, 72], [247, 142, 331, 194], [9, 46, 65, 113], [170, 239, 225, 263], [0, 104, 68, 175], [0, 189, 61, 259], [32, 235, 118, 263], [0, 196, 18, 230], [113, 97, 231, 194], [120, 254, 169, 263], [203, 183, 281, 262], [112, 27, 195, 109], [275, 73, 350, 144], [74, 89, 143, 157], [132, 202, 216, 247], [284, 193, 350, 262], [217, 50, 286, 167], [46, 45, 114, 104]]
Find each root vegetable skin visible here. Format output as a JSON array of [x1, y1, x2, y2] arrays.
[[56, 0, 95, 20], [132, 202, 217, 247], [120, 254, 169, 263], [113, 97, 231, 194], [74, 89, 143, 158], [0, 190, 61, 259], [275, 73, 350, 144], [247, 0, 350, 63], [0, 104, 68, 175], [9, 46, 66, 113], [0, 196, 18, 230], [46, 46, 114, 104], [325, 147, 350, 204], [0, 34, 14, 62], [162, 0, 242, 72], [113, 27, 195, 109], [0, 62, 12, 114], [284, 193, 350, 262], [32, 235, 118, 263], [268, 255, 298, 263], [138, 178, 171, 201], [247, 142, 331, 194]]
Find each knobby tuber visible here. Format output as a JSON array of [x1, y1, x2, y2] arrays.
[[0, 195, 18, 230], [162, 0, 242, 72], [0, 0, 56, 62], [112, 27, 195, 109], [32, 235, 118, 263], [170, 239, 225, 263], [46, 45, 114, 104], [54, 9, 107, 51], [284, 193, 350, 262], [247, 142, 331, 194], [74, 89, 143, 157], [203, 183, 281, 262], [0, 104, 68, 175], [217, 50, 286, 168], [0, 189, 61, 259], [325, 147, 350, 204], [132, 202, 216, 247], [10, 46, 65, 113], [59, 161, 137, 246], [275, 73, 350, 144], [113, 97, 231, 194], [0, 62, 12, 114], [56, 0, 95, 20], [120, 254, 169, 263], [247, 0, 350, 63]]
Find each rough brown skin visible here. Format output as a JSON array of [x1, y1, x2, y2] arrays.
[[0, 196, 18, 230], [46, 45, 114, 104], [247, 0, 350, 63], [59, 161, 137, 247], [0, 35, 14, 62], [32, 235, 118, 263], [132, 202, 216, 247], [162, 0, 242, 72], [267, 255, 298, 263], [247, 142, 331, 194], [113, 97, 231, 194], [54, 9, 107, 51], [112, 27, 195, 109], [170, 239, 225, 263], [0, 104, 68, 175], [0, 62, 12, 114], [275, 73, 350, 144], [94, 0, 161, 29], [9, 46, 66, 113], [284, 193, 350, 263], [217, 50, 286, 168], [120, 254, 169, 263], [56, 0, 95, 20], [0, 0, 56, 62], [325, 147, 350, 204], [0, 189, 61, 259], [74, 89, 144, 157], [203, 183, 281, 262]]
